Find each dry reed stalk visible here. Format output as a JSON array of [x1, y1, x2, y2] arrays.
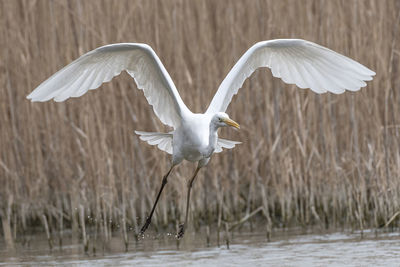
[[41, 214, 52, 251], [224, 222, 230, 250], [1, 214, 14, 250], [79, 205, 88, 253], [54, 198, 65, 250]]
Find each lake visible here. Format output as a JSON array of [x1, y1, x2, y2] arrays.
[[1, 228, 399, 266]]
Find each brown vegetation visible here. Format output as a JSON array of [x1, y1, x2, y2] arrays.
[[0, 0, 399, 247]]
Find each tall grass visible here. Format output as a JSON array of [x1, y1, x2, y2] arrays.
[[1, 0, 399, 246]]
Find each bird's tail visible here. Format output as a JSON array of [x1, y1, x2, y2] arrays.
[[134, 131, 173, 154]]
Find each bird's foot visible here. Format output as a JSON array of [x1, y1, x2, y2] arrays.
[[176, 223, 185, 239], [139, 217, 152, 237]]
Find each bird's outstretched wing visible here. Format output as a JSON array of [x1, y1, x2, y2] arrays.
[[27, 43, 191, 128], [206, 39, 375, 114]]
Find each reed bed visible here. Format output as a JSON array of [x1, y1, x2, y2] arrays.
[[0, 0, 399, 248]]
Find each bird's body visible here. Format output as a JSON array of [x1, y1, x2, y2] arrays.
[[27, 39, 375, 238], [174, 113, 213, 163]]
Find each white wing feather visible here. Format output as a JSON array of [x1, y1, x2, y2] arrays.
[[206, 39, 375, 114], [134, 131, 173, 154], [214, 138, 241, 153], [27, 43, 191, 128]]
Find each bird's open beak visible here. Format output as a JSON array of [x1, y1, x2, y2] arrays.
[[223, 118, 240, 129]]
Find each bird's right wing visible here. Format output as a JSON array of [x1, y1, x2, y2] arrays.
[[206, 39, 375, 114], [27, 43, 191, 128], [134, 131, 173, 154]]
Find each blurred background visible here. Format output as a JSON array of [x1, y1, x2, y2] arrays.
[[0, 0, 399, 249]]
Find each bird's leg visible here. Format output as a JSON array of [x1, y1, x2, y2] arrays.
[[177, 166, 201, 239], [139, 166, 174, 236]]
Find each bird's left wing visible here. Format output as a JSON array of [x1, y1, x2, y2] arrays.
[[27, 43, 191, 128], [214, 138, 241, 153], [206, 39, 375, 114]]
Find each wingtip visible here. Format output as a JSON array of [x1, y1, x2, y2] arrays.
[[26, 95, 38, 102], [27, 94, 55, 102], [364, 68, 376, 77], [26, 92, 42, 102]]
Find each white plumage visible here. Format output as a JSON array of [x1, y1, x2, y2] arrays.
[[206, 39, 375, 114], [134, 131, 241, 155], [27, 39, 375, 237], [28, 43, 190, 128]]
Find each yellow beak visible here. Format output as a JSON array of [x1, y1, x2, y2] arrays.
[[222, 118, 240, 129]]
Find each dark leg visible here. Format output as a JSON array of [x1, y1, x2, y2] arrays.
[[139, 166, 174, 236], [177, 166, 200, 239]]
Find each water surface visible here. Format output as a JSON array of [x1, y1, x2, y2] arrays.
[[1, 229, 399, 266]]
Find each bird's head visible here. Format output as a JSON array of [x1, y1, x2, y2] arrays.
[[211, 112, 240, 130]]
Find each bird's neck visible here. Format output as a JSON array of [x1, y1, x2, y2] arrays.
[[206, 123, 219, 157]]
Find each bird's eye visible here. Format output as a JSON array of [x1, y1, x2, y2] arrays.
[[219, 118, 222, 122]]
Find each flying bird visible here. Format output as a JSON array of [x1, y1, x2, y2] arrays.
[[27, 39, 375, 238]]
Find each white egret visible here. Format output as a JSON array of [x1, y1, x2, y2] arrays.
[[27, 39, 375, 238]]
